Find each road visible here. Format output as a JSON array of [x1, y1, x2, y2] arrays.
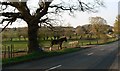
[[2, 40, 119, 71]]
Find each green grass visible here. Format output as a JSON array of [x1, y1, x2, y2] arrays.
[[2, 48, 82, 66], [2, 43, 28, 51], [2, 37, 118, 51]]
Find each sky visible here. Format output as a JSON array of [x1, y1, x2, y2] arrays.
[[0, 0, 119, 28], [62, 0, 119, 27]]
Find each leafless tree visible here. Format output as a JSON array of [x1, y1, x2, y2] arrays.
[[0, 0, 104, 53]]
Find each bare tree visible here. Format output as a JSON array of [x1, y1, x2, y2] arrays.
[[0, 0, 104, 53]]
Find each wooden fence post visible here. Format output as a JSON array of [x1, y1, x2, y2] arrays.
[[8, 46, 10, 58], [10, 45, 12, 58], [4, 45, 6, 59], [13, 44, 14, 57]]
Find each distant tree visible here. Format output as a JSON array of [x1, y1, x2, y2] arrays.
[[53, 26, 64, 39], [114, 15, 120, 37], [0, 0, 104, 53], [81, 24, 92, 39], [47, 29, 54, 40], [75, 26, 85, 39], [64, 27, 74, 39], [38, 27, 46, 40], [17, 28, 22, 40], [89, 17, 108, 39], [16, 27, 28, 40], [3, 28, 18, 41], [2, 31, 9, 41], [21, 27, 28, 40]]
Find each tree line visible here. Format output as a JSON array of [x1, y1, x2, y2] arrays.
[[2, 16, 119, 42]]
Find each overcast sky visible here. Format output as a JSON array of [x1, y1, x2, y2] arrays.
[[0, 0, 119, 28], [62, 0, 119, 27]]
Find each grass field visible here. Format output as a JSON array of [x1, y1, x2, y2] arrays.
[[2, 37, 118, 52]]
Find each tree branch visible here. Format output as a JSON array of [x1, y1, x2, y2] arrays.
[[35, 1, 53, 19], [39, 18, 48, 23], [2, 12, 22, 18], [49, 5, 77, 12], [0, 2, 15, 7], [44, 22, 54, 31], [0, 20, 12, 32], [21, 1, 30, 14]]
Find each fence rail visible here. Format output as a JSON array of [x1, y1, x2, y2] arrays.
[[2, 45, 27, 59]]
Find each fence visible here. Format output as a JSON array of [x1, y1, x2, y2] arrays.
[[2, 45, 27, 59], [2, 37, 118, 59]]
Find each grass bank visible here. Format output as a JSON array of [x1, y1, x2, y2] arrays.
[[97, 38, 119, 45], [2, 47, 83, 66]]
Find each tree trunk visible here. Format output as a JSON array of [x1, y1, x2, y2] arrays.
[[27, 24, 43, 53]]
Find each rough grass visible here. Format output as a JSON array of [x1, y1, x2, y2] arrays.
[[2, 48, 82, 66]]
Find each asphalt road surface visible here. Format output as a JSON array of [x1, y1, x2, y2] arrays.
[[2, 40, 119, 71]]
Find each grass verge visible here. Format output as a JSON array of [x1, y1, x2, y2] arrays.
[[97, 38, 119, 45], [2, 47, 83, 67]]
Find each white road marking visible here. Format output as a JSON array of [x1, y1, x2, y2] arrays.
[[87, 53, 94, 56], [45, 65, 62, 71]]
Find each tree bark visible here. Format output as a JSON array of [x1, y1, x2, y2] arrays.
[[27, 24, 43, 53]]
